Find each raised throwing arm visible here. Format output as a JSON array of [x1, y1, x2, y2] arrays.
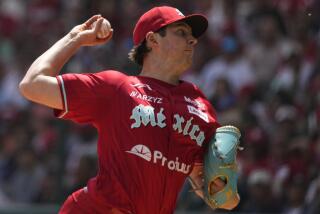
[[19, 15, 113, 109]]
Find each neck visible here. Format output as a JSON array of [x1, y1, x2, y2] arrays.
[[139, 57, 187, 85]]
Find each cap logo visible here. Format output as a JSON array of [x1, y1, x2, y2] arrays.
[[175, 9, 184, 17]]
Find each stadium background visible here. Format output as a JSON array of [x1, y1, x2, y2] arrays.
[[0, 0, 319, 213]]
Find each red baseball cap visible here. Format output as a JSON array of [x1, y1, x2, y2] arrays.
[[133, 6, 208, 46]]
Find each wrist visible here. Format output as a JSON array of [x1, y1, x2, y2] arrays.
[[66, 32, 83, 48]]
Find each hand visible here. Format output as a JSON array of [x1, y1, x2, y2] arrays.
[[189, 165, 226, 199], [189, 165, 239, 210], [188, 165, 205, 198], [209, 177, 226, 194], [207, 179, 239, 210], [69, 15, 114, 46]]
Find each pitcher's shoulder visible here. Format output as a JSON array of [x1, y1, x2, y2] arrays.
[[97, 70, 129, 79]]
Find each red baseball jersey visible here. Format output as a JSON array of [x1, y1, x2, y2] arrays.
[[55, 70, 219, 214]]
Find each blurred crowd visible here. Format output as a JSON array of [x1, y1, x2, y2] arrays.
[[0, 0, 320, 213]]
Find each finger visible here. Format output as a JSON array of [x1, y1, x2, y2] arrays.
[[93, 18, 104, 33], [84, 14, 102, 28], [89, 29, 114, 46], [210, 182, 222, 194], [214, 178, 226, 187], [210, 178, 226, 194], [95, 29, 114, 44]]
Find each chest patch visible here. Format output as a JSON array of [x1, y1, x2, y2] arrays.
[[187, 105, 209, 123]]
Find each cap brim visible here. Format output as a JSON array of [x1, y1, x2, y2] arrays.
[[177, 14, 208, 38]]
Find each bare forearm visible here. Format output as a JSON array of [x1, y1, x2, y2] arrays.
[[19, 15, 112, 109], [24, 33, 81, 80], [22, 15, 111, 82], [18, 33, 81, 109]]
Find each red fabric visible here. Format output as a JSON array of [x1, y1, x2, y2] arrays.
[[55, 70, 219, 214], [59, 188, 130, 214], [133, 6, 208, 45], [59, 189, 88, 214]]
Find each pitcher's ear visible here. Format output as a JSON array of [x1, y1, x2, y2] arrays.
[[145, 31, 159, 48]]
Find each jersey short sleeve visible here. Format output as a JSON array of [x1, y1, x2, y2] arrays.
[[54, 70, 126, 124]]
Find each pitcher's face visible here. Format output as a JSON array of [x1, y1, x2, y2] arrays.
[[158, 22, 198, 70]]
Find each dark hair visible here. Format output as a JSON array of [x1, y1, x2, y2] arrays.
[[128, 27, 167, 66]]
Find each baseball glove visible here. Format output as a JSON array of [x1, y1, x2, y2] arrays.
[[203, 125, 242, 209]]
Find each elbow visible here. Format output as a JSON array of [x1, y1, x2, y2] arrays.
[[19, 79, 33, 100], [19, 65, 52, 101]]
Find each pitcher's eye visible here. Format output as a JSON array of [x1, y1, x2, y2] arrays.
[[177, 29, 187, 37]]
